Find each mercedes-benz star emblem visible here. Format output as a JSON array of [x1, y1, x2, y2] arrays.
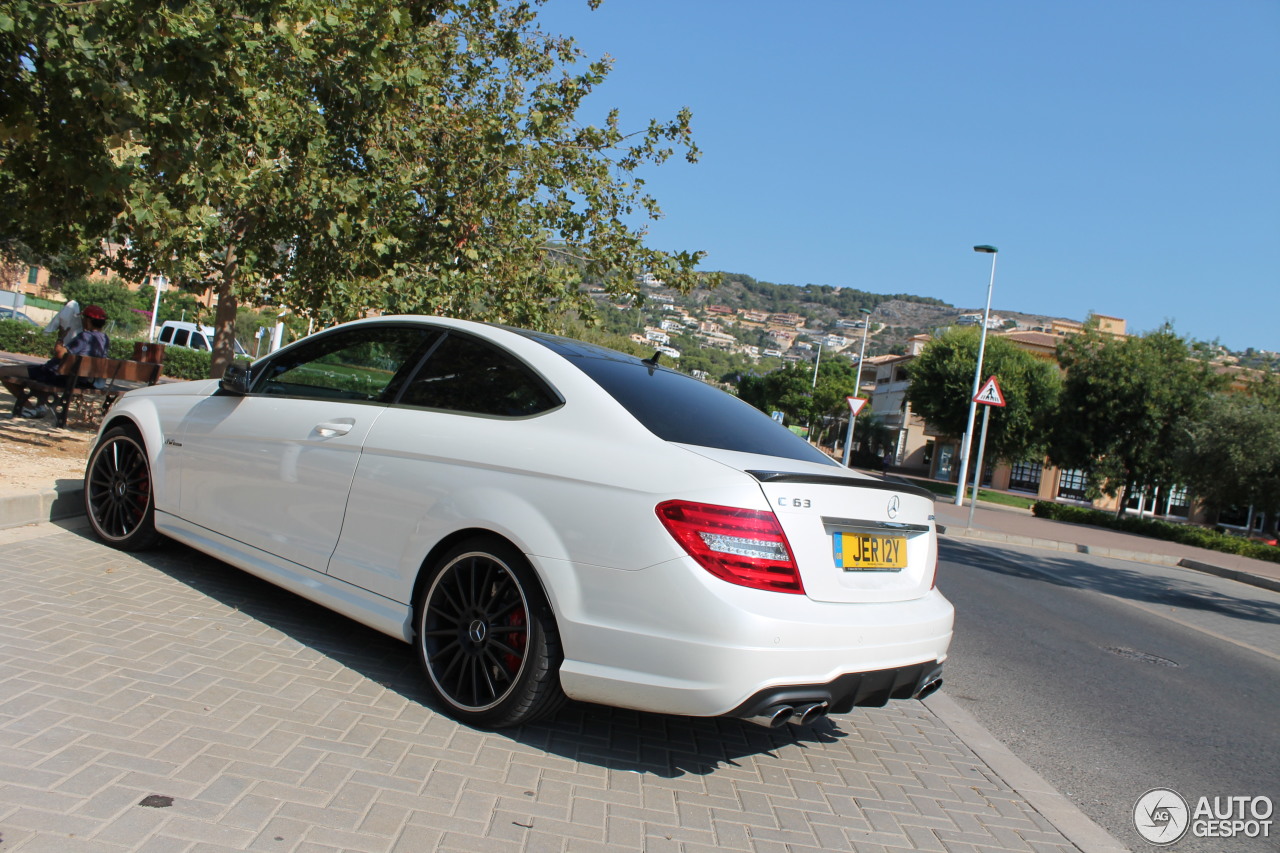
[[887, 495, 900, 519]]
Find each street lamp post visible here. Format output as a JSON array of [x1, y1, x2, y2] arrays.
[[842, 308, 874, 467], [147, 275, 166, 343], [952, 245, 999, 506]]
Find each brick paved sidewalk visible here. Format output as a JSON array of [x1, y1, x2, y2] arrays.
[[0, 525, 1107, 853]]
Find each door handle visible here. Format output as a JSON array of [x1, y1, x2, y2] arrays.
[[315, 421, 354, 436]]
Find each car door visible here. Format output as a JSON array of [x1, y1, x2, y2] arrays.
[[174, 324, 438, 572], [326, 330, 565, 601]]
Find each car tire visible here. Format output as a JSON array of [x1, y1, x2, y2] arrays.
[[414, 537, 565, 728], [84, 426, 162, 551]]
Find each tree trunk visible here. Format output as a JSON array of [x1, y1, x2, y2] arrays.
[[1114, 481, 1131, 520], [209, 221, 247, 379]]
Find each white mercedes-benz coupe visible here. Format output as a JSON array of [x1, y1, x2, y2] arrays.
[[85, 316, 953, 728]]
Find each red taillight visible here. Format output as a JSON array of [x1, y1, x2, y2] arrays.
[[655, 500, 804, 594]]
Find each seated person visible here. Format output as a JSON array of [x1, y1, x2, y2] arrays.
[[0, 304, 110, 416]]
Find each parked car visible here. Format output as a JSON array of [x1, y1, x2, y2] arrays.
[[0, 306, 38, 326], [157, 320, 249, 355], [84, 316, 952, 728]]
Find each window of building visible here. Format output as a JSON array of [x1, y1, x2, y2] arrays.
[[26, 266, 39, 285], [1009, 459, 1042, 493], [1057, 468, 1090, 501], [1164, 485, 1190, 518]]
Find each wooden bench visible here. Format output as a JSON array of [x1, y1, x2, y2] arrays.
[[3, 354, 162, 428]]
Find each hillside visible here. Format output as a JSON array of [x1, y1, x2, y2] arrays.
[[610, 271, 1069, 360]]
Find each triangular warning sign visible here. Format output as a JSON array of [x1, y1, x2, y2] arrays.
[[973, 376, 1006, 407], [846, 396, 868, 416]]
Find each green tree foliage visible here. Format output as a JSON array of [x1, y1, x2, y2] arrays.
[[905, 328, 1061, 466], [1050, 324, 1225, 510], [59, 276, 202, 337], [1178, 385, 1280, 532], [738, 357, 862, 431], [1, 0, 707, 375]]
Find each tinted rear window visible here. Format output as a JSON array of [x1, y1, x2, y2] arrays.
[[519, 332, 836, 466]]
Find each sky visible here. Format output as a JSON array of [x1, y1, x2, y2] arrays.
[[536, 1, 1280, 353]]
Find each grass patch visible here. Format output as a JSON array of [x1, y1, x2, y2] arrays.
[[892, 476, 1037, 510]]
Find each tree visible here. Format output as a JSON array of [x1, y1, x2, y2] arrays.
[[738, 357, 862, 435], [1, 0, 708, 375], [1050, 324, 1225, 513], [906, 328, 1061, 469], [1178, 384, 1280, 533]]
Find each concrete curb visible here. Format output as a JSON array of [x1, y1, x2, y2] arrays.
[[1177, 557, 1280, 594], [940, 523, 1280, 595], [924, 692, 1129, 853], [0, 482, 84, 530]]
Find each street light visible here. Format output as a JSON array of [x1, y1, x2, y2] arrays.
[[147, 275, 166, 343], [842, 308, 874, 467], [952, 245, 999, 506]]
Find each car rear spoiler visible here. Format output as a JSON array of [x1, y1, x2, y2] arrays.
[[747, 471, 938, 503]]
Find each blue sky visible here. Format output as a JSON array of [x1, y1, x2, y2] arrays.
[[537, 1, 1279, 353]]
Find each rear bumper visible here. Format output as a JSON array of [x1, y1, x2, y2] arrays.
[[537, 554, 954, 718], [726, 660, 945, 718]]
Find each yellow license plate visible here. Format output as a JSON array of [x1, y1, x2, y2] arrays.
[[833, 533, 907, 571]]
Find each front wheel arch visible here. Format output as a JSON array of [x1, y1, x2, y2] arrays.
[[84, 425, 162, 551]]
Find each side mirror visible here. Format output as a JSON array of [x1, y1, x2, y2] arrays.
[[219, 363, 251, 396]]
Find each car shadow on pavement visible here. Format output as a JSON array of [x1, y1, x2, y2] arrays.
[[942, 539, 1280, 625], [117, 536, 852, 777]]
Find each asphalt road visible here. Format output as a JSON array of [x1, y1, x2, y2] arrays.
[[936, 538, 1280, 853]]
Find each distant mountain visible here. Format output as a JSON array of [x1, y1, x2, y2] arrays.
[[628, 271, 1068, 358]]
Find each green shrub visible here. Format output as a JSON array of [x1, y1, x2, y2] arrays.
[[1, 320, 215, 381], [0, 318, 57, 356], [1031, 500, 1279, 563], [156, 346, 212, 381]]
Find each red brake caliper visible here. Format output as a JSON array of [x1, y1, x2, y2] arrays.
[[502, 609, 527, 673]]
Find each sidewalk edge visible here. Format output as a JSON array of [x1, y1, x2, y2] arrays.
[[0, 483, 84, 530], [941, 525, 1279, 594], [923, 691, 1130, 853]]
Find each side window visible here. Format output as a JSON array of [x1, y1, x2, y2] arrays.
[[159, 327, 174, 344], [398, 333, 561, 417], [252, 326, 438, 402], [174, 330, 190, 347], [191, 333, 208, 351]]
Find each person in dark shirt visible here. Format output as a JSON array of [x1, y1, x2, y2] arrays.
[[1, 304, 110, 417]]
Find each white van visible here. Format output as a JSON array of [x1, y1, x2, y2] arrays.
[[158, 321, 249, 355]]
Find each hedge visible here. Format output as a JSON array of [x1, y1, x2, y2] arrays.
[[0, 318, 213, 381], [1031, 500, 1280, 563]]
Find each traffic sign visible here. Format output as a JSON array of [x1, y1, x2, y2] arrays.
[[973, 376, 1006, 407], [846, 396, 868, 416]]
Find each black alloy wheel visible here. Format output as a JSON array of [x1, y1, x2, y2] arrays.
[[415, 537, 564, 727], [84, 426, 161, 551]]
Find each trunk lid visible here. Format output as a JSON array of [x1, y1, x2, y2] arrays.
[[750, 469, 938, 604]]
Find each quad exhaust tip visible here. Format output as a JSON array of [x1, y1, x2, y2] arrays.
[[747, 704, 795, 728], [915, 676, 943, 700], [744, 701, 830, 729]]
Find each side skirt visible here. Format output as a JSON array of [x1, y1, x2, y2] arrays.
[[156, 511, 415, 643]]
